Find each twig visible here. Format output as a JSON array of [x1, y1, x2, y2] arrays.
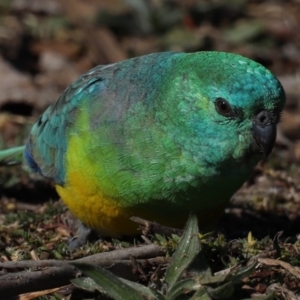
[[19, 287, 67, 300], [0, 244, 166, 298], [76, 243, 165, 263], [1, 266, 77, 298]]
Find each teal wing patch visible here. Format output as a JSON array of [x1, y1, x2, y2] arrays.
[[24, 66, 108, 184]]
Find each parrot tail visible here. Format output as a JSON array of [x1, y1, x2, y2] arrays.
[[0, 145, 25, 165]]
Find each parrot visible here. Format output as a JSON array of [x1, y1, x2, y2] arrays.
[[1, 51, 285, 238]]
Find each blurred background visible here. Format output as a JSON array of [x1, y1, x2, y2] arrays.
[[0, 0, 300, 237]]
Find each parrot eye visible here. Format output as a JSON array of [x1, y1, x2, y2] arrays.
[[215, 98, 232, 117]]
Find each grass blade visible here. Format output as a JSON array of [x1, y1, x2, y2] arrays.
[[164, 213, 200, 292], [72, 262, 144, 300]]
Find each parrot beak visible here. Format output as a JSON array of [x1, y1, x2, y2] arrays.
[[252, 110, 277, 157]]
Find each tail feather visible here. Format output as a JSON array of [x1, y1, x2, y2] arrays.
[[0, 145, 25, 165], [24, 143, 41, 173]]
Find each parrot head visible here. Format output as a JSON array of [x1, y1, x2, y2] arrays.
[[161, 52, 286, 170]]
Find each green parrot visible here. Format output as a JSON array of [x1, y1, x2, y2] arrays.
[[2, 52, 285, 237]]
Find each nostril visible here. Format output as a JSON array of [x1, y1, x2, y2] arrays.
[[256, 111, 269, 127], [259, 115, 266, 123]]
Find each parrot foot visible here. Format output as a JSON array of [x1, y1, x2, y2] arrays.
[[67, 222, 93, 251]]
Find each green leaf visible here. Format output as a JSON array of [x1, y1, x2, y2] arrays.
[[71, 276, 101, 292], [197, 273, 229, 285], [207, 281, 234, 299], [155, 234, 167, 243], [120, 278, 165, 300], [71, 262, 144, 300], [189, 287, 212, 300], [164, 213, 201, 292], [231, 262, 258, 284], [197, 263, 257, 286], [166, 278, 200, 300]]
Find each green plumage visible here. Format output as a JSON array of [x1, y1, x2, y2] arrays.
[[20, 51, 286, 234]]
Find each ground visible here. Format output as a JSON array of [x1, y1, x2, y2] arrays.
[[1, 1, 300, 299]]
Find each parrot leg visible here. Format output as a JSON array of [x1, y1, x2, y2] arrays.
[[67, 220, 94, 251]]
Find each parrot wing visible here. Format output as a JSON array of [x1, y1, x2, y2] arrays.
[[24, 64, 116, 184]]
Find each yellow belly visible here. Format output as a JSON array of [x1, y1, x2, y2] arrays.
[[56, 180, 139, 237], [56, 174, 225, 237]]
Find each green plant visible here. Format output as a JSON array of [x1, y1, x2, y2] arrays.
[[71, 215, 274, 299]]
